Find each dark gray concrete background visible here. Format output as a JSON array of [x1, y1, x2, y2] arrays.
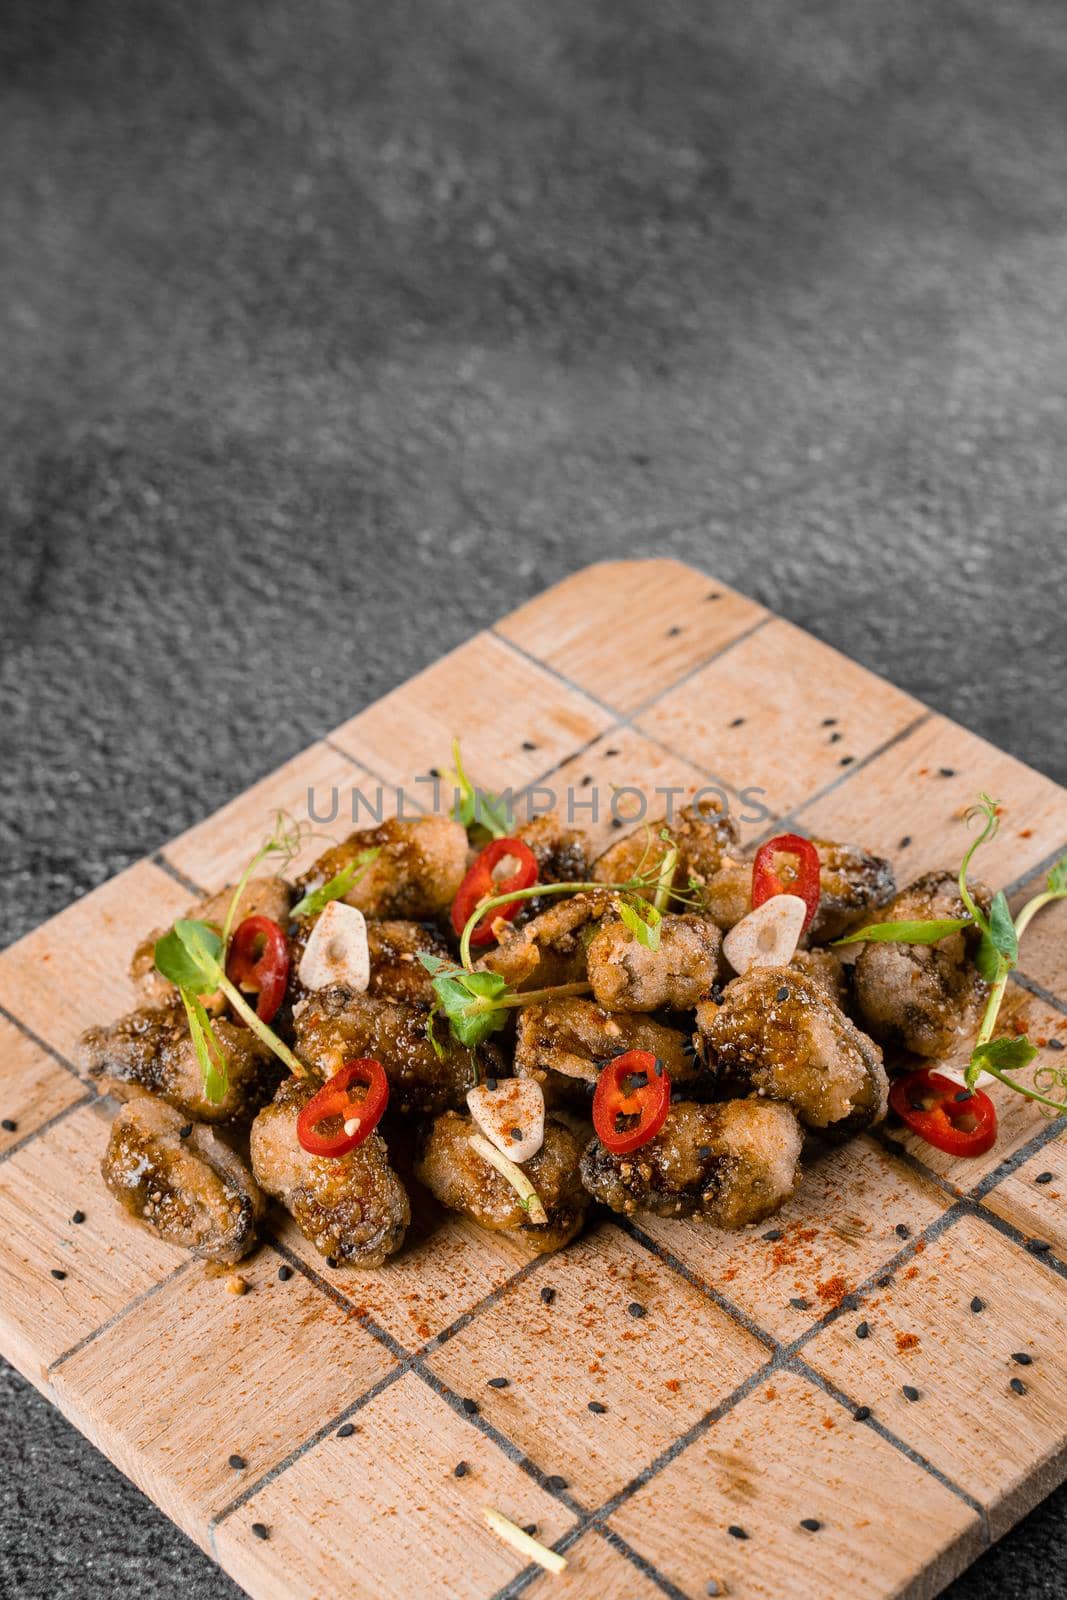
[[2, 1, 1066, 1595]]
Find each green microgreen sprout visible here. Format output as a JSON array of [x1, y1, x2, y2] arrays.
[[442, 738, 512, 843], [835, 793, 1067, 1113], [418, 953, 591, 1052], [219, 810, 308, 955], [154, 919, 305, 1102], [289, 848, 380, 920], [618, 898, 663, 951], [467, 1131, 548, 1224]]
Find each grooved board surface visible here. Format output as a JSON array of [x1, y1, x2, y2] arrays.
[[2, 559, 1067, 1600]]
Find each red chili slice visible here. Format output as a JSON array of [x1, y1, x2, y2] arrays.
[[451, 837, 539, 947], [225, 915, 290, 1024], [889, 1068, 997, 1158], [296, 1058, 389, 1158], [751, 832, 821, 932], [592, 1049, 671, 1157]]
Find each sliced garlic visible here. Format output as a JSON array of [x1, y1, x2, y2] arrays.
[[722, 894, 807, 975], [466, 1077, 545, 1164], [930, 1062, 996, 1091], [297, 901, 370, 992]]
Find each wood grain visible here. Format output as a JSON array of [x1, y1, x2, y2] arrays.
[[1, 559, 1065, 1600], [609, 1368, 984, 1600]]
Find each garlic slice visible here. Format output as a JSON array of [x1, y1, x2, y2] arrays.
[[466, 1077, 545, 1164], [722, 894, 807, 975], [297, 901, 370, 992], [928, 1062, 996, 1092]]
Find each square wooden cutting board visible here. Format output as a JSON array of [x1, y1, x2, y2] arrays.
[[2, 558, 1067, 1600]]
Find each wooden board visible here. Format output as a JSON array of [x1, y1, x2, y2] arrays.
[[2, 557, 1067, 1600]]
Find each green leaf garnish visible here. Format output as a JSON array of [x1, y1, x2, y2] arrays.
[[975, 890, 1018, 981], [290, 849, 380, 920], [154, 920, 223, 989], [834, 917, 970, 948], [182, 990, 229, 1105], [618, 898, 663, 951], [971, 1035, 1039, 1075], [418, 954, 512, 1049], [418, 953, 593, 1050], [442, 738, 512, 841], [154, 916, 305, 1099], [1047, 856, 1067, 895]]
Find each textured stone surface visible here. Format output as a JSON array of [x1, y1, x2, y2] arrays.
[[1, 1, 1066, 1596]]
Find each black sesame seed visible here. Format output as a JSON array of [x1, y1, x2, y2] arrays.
[[487, 1377, 509, 1389], [698, 1145, 712, 1161], [762, 1229, 783, 1242], [800, 1518, 822, 1532], [790, 1297, 810, 1311], [1011, 1352, 1033, 1366], [828, 731, 842, 744], [178, 1124, 193, 1140], [706, 591, 721, 601], [855, 1321, 870, 1340], [1027, 1239, 1052, 1254], [509, 1127, 523, 1141], [895, 1223, 910, 1239], [939, 767, 956, 778], [727, 1525, 748, 1540], [729, 716, 745, 728], [610, 816, 624, 829], [1035, 1172, 1054, 1185], [822, 717, 837, 727], [524, 1523, 538, 1536], [337, 1423, 356, 1438], [667, 625, 683, 637], [627, 1301, 647, 1319], [277, 1265, 293, 1281], [710, 984, 725, 1004], [1, 1119, 16, 1133], [970, 1296, 985, 1313], [485, 1077, 498, 1093], [877, 1274, 894, 1289], [853, 1405, 871, 1421], [325, 1256, 339, 1269], [605, 748, 620, 758], [521, 740, 537, 751], [839, 755, 855, 767], [654, 1057, 665, 1077], [545, 1474, 567, 1493], [1048, 1038, 1065, 1052], [71, 1210, 86, 1225], [954, 1090, 973, 1103], [580, 774, 593, 787], [1010, 1377, 1027, 1396], [902, 1385, 920, 1402], [251, 1523, 270, 1541], [228, 1454, 246, 1471], [588, 1400, 607, 1414], [50, 1268, 67, 1281], [775, 985, 790, 1002], [540, 1286, 556, 1305], [898, 835, 912, 848], [461, 1397, 479, 1415], [453, 1461, 469, 1478]]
